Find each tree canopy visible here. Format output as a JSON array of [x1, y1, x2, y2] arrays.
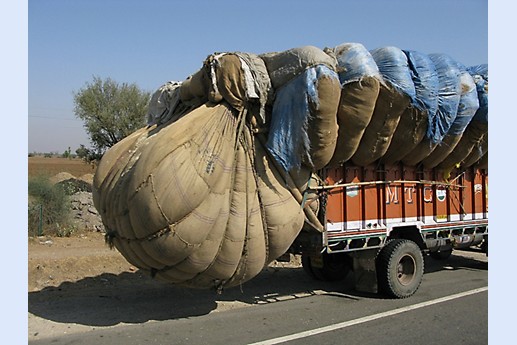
[[73, 76, 150, 153]]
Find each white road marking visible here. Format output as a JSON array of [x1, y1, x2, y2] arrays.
[[249, 286, 488, 345]]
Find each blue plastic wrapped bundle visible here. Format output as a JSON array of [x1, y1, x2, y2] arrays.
[[426, 54, 463, 143], [266, 64, 341, 172], [402, 54, 462, 166], [370, 46, 416, 103], [447, 63, 479, 135], [467, 64, 488, 123], [422, 63, 479, 168], [437, 65, 488, 170], [467, 64, 488, 80], [328, 43, 382, 166], [334, 42, 382, 84], [381, 50, 439, 164], [404, 51, 440, 119]]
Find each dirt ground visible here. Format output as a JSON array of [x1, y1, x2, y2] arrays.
[[28, 156, 96, 178], [27, 232, 313, 341], [28, 232, 302, 293], [28, 232, 134, 292]]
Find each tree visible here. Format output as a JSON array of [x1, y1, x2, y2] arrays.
[[75, 144, 89, 159], [62, 146, 72, 159], [75, 144, 102, 164], [73, 76, 151, 153]]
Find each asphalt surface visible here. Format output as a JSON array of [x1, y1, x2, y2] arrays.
[[28, 249, 488, 345]]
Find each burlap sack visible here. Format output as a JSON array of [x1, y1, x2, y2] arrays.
[[260, 46, 337, 89], [461, 133, 488, 168], [179, 66, 209, 102], [421, 133, 463, 168], [328, 76, 380, 166], [210, 54, 248, 112], [400, 137, 437, 166], [93, 103, 304, 289], [437, 121, 488, 170], [351, 82, 410, 166], [477, 152, 488, 170], [179, 53, 272, 125], [305, 68, 341, 170], [381, 106, 428, 164], [266, 65, 340, 171], [207, 53, 272, 124]]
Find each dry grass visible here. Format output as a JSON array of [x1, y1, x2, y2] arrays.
[[28, 157, 96, 178]]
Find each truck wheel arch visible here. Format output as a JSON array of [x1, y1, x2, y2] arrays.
[[388, 225, 426, 250]]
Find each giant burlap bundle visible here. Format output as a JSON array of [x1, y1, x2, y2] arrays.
[[178, 52, 272, 127], [266, 64, 341, 171], [380, 107, 427, 165], [351, 46, 414, 166], [305, 67, 341, 170], [179, 67, 209, 102], [93, 103, 304, 290], [350, 81, 410, 166], [477, 152, 488, 170], [437, 120, 488, 170], [260, 45, 337, 89], [329, 77, 380, 166], [460, 133, 487, 168], [259, 46, 340, 171], [327, 43, 381, 166]]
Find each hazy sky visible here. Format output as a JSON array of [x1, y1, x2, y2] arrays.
[[28, 0, 488, 153]]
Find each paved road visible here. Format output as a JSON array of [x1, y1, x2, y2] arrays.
[[29, 249, 488, 345]]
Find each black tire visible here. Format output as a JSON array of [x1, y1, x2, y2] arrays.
[[429, 248, 453, 260], [301, 252, 351, 281], [376, 239, 424, 298]]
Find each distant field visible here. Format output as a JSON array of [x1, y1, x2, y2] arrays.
[[28, 157, 96, 178]]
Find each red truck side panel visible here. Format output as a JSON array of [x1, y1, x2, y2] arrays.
[[321, 164, 488, 241]]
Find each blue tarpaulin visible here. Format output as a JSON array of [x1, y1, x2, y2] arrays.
[[266, 65, 339, 171], [334, 43, 381, 84], [427, 53, 462, 143], [446, 63, 479, 135], [370, 46, 416, 103], [403, 49, 439, 118], [467, 64, 488, 123]]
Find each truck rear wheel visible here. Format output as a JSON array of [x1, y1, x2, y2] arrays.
[[301, 252, 351, 281], [376, 239, 424, 298]]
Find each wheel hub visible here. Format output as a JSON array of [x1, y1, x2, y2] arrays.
[[397, 254, 416, 285]]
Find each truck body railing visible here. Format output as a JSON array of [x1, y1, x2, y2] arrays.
[[291, 163, 488, 255]]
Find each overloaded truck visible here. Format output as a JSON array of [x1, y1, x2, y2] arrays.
[[93, 43, 488, 299], [288, 162, 488, 298]]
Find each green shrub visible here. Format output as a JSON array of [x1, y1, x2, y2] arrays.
[[28, 175, 75, 237]]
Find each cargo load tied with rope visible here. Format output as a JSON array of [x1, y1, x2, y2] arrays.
[[93, 44, 488, 290]]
